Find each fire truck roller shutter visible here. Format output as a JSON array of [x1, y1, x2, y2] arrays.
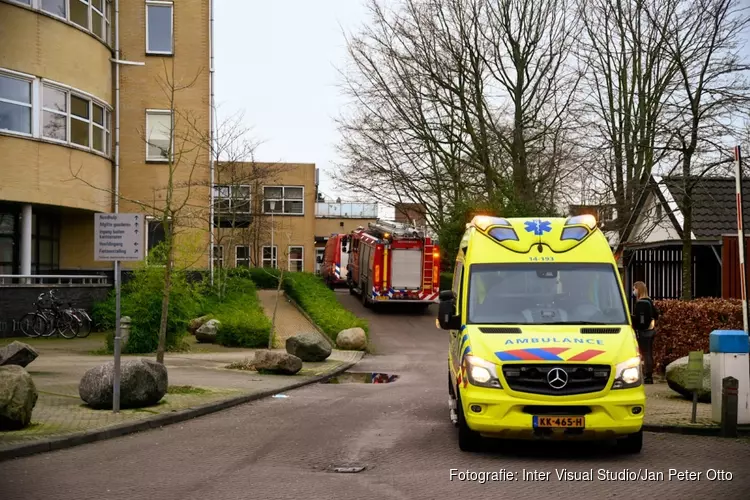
[[390, 248, 423, 290]]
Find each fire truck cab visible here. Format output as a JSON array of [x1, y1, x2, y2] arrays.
[[347, 221, 440, 308], [321, 233, 351, 289]]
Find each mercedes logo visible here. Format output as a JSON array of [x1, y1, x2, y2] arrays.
[[547, 367, 568, 389]]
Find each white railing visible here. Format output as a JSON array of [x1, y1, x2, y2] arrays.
[[316, 202, 378, 218], [0, 275, 110, 286]]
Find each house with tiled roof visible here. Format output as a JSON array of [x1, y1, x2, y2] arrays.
[[616, 174, 750, 299]]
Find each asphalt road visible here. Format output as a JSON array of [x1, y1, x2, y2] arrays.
[[1, 292, 749, 500]]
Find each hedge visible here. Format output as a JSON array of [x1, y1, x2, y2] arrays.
[[652, 298, 743, 373], [281, 273, 368, 341], [208, 277, 271, 348], [440, 272, 454, 291]]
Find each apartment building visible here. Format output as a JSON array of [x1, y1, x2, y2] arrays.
[[210, 162, 379, 275], [0, 0, 211, 277]]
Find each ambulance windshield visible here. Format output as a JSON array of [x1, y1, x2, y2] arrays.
[[467, 263, 628, 325]]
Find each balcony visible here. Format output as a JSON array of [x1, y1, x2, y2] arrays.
[[315, 202, 378, 218]]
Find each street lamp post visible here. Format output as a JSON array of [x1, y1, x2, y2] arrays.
[[269, 200, 276, 268]]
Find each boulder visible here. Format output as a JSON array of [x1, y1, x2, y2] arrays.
[[666, 355, 711, 403], [0, 365, 38, 430], [0, 341, 39, 368], [79, 358, 168, 409], [253, 350, 302, 375], [189, 315, 213, 335], [195, 319, 221, 343], [285, 332, 332, 362], [336, 327, 367, 351]]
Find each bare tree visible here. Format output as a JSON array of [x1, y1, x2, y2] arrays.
[[575, 0, 682, 234], [73, 59, 209, 363], [334, 0, 580, 247], [654, 0, 750, 299]]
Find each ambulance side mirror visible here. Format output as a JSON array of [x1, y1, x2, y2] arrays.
[[437, 290, 461, 330]]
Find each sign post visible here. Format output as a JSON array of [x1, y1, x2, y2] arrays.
[[686, 350, 704, 423], [94, 213, 144, 412], [734, 146, 749, 334]]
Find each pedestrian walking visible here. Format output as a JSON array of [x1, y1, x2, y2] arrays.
[[631, 281, 659, 384]]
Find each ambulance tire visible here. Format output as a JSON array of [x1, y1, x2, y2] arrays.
[[615, 430, 643, 454], [456, 391, 482, 452]]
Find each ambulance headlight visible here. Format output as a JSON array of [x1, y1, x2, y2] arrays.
[[465, 355, 502, 388], [612, 357, 642, 389]]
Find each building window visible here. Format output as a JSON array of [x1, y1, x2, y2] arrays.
[[262, 246, 277, 268], [145, 218, 168, 261], [263, 186, 304, 215], [235, 246, 250, 267], [213, 245, 224, 269], [0, 213, 15, 276], [0, 72, 32, 135], [34, 0, 111, 44], [315, 247, 324, 275], [288, 246, 304, 272], [41, 0, 66, 19], [41, 83, 111, 155], [145, 110, 172, 161], [146, 1, 174, 55], [213, 185, 251, 215]]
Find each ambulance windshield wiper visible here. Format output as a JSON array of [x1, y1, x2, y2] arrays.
[[542, 321, 609, 325]]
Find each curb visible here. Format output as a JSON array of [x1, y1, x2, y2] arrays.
[[643, 423, 750, 437], [0, 354, 363, 463]]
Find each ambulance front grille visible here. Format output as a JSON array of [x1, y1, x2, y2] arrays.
[[501, 364, 611, 396]]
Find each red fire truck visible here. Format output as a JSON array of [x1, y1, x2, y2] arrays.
[[347, 221, 440, 308], [320, 233, 351, 289]]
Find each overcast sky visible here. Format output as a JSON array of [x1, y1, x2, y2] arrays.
[[214, 0, 370, 203]]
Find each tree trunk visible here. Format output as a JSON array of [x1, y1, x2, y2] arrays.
[[269, 269, 284, 349], [681, 169, 693, 300], [156, 236, 175, 364]]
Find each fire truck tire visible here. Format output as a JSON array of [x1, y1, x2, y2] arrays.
[[361, 287, 371, 308]]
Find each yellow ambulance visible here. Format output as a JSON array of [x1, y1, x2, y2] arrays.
[[437, 215, 645, 453]]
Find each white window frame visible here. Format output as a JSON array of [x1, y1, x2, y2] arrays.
[[262, 245, 278, 269], [212, 245, 224, 269], [38, 80, 111, 157], [263, 186, 305, 215], [235, 245, 251, 268], [213, 184, 252, 215], [0, 69, 34, 137], [288, 246, 304, 272], [145, 0, 174, 55], [145, 109, 173, 162]]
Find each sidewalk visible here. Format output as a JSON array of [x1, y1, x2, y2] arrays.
[[257, 290, 329, 348], [0, 334, 362, 461], [643, 377, 749, 435]]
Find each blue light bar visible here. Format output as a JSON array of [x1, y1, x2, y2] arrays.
[[561, 226, 589, 241], [488, 227, 519, 242], [565, 214, 597, 229]]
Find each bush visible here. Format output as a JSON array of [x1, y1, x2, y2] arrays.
[[440, 272, 454, 291], [652, 298, 743, 373], [99, 266, 203, 354], [229, 267, 283, 289], [281, 272, 368, 341], [206, 277, 271, 348]]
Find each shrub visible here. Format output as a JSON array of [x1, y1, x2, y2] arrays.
[[652, 298, 743, 373], [99, 266, 203, 354], [230, 267, 283, 289], [205, 277, 271, 348], [282, 272, 368, 341], [440, 272, 454, 291]]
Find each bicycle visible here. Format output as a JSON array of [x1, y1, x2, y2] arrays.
[[67, 303, 92, 338], [35, 291, 80, 339], [19, 306, 50, 338]]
